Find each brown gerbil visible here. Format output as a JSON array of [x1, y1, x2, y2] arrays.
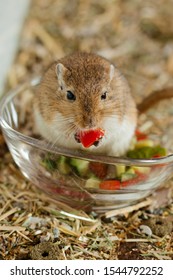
[[34, 52, 173, 156]]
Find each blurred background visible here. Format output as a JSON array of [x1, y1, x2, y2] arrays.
[[1, 0, 173, 104]]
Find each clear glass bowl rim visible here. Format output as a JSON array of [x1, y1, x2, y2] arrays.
[[0, 77, 173, 167]]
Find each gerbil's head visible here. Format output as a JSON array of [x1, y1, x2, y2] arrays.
[[37, 53, 137, 150]]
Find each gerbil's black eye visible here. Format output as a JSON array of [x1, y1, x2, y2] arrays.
[[101, 91, 107, 100], [67, 90, 76, 101]]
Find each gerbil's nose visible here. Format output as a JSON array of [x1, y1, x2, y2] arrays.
[[88, 117, 93, 127], [83, 116, 96, 129]]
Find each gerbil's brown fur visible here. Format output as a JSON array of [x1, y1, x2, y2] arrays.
[[35, 53, 136, 128], [34, 52, 137, 156], [34, 52, 173, 156]]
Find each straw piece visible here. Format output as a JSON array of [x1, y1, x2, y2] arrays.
[[30, 19, 64, 58], [0, 225, 26, 231], [0, 208, 18, 222], [104, 198, 152, 219]]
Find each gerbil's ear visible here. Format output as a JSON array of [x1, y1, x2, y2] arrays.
[[109, 64, 115, 81], [56, 63, 67, 84]]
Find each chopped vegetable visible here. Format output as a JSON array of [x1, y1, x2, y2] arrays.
[[126, 167, 135, 175], [57, 156, 71, 175], [70, 158, 89, 176], [121, 172, 137, 182], [41, 128, 167, 191], [89, 162, 107, 179], [135, 139, 154, 148], [116, 165, 126, 177], [41, 154, 57, 171], [121, 173, 148, 187], [135, 130, 148, 141], [132, 166, 151, 174], [127, 145, 166, 159], [85, 178, 101, 188], [99, 180, 121, 190], [78, 129, 105, 148]]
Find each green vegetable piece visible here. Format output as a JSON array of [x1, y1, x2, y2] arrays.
[[132, 166, 151, 174], [41, 154, 57, 171], [127, 145, 166, 159], [85, 178, 101, 188], [121, 172, 136, 182], [126, 167, 135, 175], [42, 159, 57, 171], [116, 165, 126, 177], [57, 156, 71, 175], [70, 158, 89, 176]]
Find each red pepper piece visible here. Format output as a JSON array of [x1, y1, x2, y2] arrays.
[[79, 129, 105, 148], [135, 129, 148, 141], [121, 173, 147, 187], [99, 180, 121, 190], [152, 154, 162, 158]]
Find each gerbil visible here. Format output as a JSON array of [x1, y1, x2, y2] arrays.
[[34, 52, 173, 156]]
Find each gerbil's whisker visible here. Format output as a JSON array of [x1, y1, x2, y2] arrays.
[[43, 132, 62, 150], [53, 116, 74, 122], [47, 123, 77, 149], [65, 124, 78, 138], [51, 117, 75, 124]]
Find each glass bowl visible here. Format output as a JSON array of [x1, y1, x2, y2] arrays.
[[0, 78, 173, 213]]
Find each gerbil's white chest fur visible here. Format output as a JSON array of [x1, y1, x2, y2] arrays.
[[34, 52, 137, 156]]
